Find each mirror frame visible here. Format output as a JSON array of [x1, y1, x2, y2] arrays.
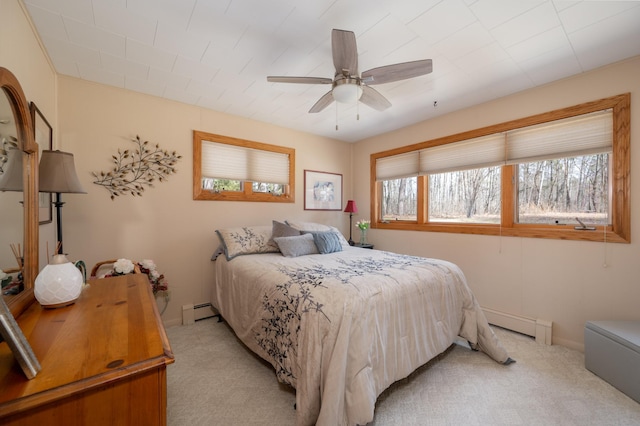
[[0, 67, 38, 317]]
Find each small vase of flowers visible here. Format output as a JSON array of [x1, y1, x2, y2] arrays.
[[355, 220, 370, 245]]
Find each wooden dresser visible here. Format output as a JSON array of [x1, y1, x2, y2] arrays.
[[0, 274, 175, 425]]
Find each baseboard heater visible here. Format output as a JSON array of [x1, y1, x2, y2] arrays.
[[482, 307, 552, 345], [182, 303, 218, 325]]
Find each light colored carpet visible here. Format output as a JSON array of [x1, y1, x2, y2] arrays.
[[166, 318, 640, 425]]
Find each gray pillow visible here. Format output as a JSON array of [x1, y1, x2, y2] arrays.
[[305, 231, 343, 254], [270, 220, 300, 243], [274, 233, 319, 257], [285, 220, 351, 248]]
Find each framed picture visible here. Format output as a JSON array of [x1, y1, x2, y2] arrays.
[[30, 102, 52, 225], [304, 170, 342, 211], [0, 295, 41, 379]]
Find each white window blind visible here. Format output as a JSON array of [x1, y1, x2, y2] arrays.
[[202, 140, 290, 184], [375, 109, 613, 180], [202, 141, 246, 181], [376, 151, 420, 180], [419, 133, 505, 175], [506, 109, 613, 164]]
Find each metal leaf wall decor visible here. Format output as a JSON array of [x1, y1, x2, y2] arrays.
[[93, 135, 182, 200]]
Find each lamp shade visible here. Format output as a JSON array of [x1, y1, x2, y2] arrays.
[[35, 254, 83, 308], [0, 148, 23, 191], [344, 199, 358, 213], [39, 150, 86, 194]]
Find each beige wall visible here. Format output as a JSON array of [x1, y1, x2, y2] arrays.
[[354, 56, 640, 350], [57, 77, 352, 326]]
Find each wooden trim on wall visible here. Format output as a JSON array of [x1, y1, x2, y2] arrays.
[[370, 93, 631, 243], [192, 130, 295, 203]]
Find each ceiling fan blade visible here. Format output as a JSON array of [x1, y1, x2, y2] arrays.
[[309, 91, 335, 113], [267, 76, 333, 84], [360, 86, 391, 111], [332, 29, 358, 76], [361, 59, 432, 85]]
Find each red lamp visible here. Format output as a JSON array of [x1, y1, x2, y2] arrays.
[[344, 200, 358, 246]]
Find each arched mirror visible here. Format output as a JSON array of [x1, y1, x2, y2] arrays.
[[0, 67, 38, 317]]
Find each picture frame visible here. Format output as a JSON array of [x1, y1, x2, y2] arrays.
[[30, 102, 52, 225], [304, 170, 342, 211], [0, 295, 41, 379]]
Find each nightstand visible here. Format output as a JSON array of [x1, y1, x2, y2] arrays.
[[353, 243, 374, 249]]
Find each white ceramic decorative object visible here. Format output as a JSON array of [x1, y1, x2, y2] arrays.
[[34, 254, 83, 308]]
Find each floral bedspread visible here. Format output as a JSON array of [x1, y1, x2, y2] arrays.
[[213, 248, 509, 426]]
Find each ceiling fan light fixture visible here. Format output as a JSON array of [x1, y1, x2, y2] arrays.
[[332, 79, 363, 103], [266, 29, 432, 115]]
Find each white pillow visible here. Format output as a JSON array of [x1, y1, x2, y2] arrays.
[[274, 233, 319, 257]]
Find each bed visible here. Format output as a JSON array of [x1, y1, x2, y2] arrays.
[[212, 221, 510, 426]]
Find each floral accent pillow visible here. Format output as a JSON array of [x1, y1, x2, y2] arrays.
[[210, 244, 225, 261], [216, 226, 279, 261]]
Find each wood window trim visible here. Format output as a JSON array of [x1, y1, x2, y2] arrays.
[[193, 130, 295, 203], [370, 93, 630, 243]]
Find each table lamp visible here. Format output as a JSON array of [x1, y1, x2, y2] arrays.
[[343, 200, 358, 246]]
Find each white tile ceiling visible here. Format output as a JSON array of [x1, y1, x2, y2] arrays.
[[22, 0, 640, 143]]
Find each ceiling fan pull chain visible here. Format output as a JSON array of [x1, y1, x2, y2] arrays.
[[335, 102, 339, 131], [356, 90, 360, 121]]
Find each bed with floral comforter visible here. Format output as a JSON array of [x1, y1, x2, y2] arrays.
[[212, 224, 509, 426]]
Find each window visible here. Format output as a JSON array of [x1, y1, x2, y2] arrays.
[[193, 131, 295, 202], [517, 154, 609, 226], [371, 94, 630, 243], [252, 182, 286, 195], [381, 177, 417, 221], [428, 167, 501, 224]]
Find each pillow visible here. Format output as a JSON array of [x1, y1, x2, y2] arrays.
[[274, 233, 319, 258], [268, 220, 301, 249], [285, 220, 330, 232], [216, 225, 279, 260], [305, 231, 343, 254], [285, 221, 351, 248], [211, 244, 225, 261]]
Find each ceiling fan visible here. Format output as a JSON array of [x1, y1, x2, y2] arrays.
[[267, 29, 433, 114]]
